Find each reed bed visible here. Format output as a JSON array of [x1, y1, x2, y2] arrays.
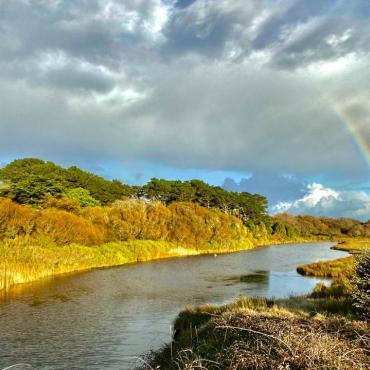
[[297, 238, 370, 279], [0, 238, 257, 290]]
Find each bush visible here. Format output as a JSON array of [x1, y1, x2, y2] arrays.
[[351, 251, 370, 320], [0, 199, 36, 238], [41, 193, 80, 212], [311, 280, 350, 299], [64, 188, 101, 207], [35, 209, 104, 245]]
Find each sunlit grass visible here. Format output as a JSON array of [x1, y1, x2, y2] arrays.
[[296, 238, 370, 279], [0, 238, 258, 290], [333, 238, 370, 253], [297, 256, 354, 278], [2, 236, 368, 291]]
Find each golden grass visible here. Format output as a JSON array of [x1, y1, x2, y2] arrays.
[[297, 256, 354, 278], [296, 238, 370, 279], [333, 238, 370, 253], [1, 237, 366, 291], [0, 237, 258, 290]]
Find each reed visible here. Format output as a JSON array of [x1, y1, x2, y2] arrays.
[[333, 238, 370, 253], [297, 256, 354, 278], [296, 238, 370, 279], [0, 238, 257, 290]]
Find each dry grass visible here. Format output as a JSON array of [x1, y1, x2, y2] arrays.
[[146, 298, 370, 370], [333, 239, 370, 253], [297, 256, 354, 278], [296, 239, 370, 280]]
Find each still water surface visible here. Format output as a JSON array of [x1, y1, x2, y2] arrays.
[[0, 242, 347, 369]]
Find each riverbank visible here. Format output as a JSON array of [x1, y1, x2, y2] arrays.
[[297, 238, 370, 279], [0, 236, 318, 291], [144, 295, 369, 369], [142, 239, 370, 369], [2, 236, 364, 292]]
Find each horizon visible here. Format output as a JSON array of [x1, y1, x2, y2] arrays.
[[0, 0, 370, 220]]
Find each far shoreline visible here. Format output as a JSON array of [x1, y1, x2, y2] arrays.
[[0, 238, 338, 294]]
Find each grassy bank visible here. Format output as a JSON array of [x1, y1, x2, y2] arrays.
[[0, 237, 265, 290], [297, 238, 370, 279], [297, 256, 354, 278], [0, 232, 321, 291], [333, 238, 370, 253], [144, 296, 369, 369]]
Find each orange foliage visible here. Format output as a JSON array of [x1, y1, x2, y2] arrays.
[[168, 202, 246, 248], [79, 206, 111, 241], [0, 198, 248, 248], [41, 194, 80, 213], [35, 209, 104, 245], [0, 199, 36, 237], [108, 199, 171, 241]]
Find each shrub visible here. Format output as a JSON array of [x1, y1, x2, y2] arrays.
[[35, 209, 104, 245], [41, 193, 80, 212], [311, 280, 350, 299], [351, 251, 370, 320], [0, 199, 36, 238], [64, 188, 101, 207]]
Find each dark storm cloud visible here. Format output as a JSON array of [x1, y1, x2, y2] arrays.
[[0, 0, 369, 183], [162, 0, 370, 68], [223, 174, 305, 207], [0, 0, 157, 62]]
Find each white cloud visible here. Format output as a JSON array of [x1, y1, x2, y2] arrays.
[[273, 183, 370, 221]]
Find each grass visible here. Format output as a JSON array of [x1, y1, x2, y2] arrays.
[[0, 233, 323, 291], [297, 256, 354, 278], [0, 237, 260, 290], [1, 237, 367, 291], [296, 238, 370, 279], [333, 238, 370, 253], [144, 297, 370, 370]]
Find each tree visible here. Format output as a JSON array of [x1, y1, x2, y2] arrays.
[[7, 175, 64, 205], [0, 158, 136, 205], [64, 188, 100, 207]]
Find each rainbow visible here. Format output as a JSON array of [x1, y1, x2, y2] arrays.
[[335, 107, 370, 169]]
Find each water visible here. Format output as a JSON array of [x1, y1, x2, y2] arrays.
[[0, 242, 346, 369]]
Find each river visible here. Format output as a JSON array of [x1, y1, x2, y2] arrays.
[[0, 242, 347, 369]]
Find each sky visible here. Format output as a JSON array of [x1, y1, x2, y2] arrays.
[[0, 0, 369, 219]]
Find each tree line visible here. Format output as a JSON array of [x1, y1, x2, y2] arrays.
[[0, 158, 268, 225], [0, 158, 369, 240]]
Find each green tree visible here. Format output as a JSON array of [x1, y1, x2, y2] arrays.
[[0, 158, 135, 205], [7, 175, 64, 205], [64, 188, 101, 207]]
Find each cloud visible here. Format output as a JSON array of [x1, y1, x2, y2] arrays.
[[163, 0, 370, 68], [223, 173, 305, 207], [0, 0, 369, 188], [273, 183, 370, 221]]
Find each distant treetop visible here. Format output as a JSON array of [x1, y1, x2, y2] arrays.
[[0, 158, 269, 225]]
